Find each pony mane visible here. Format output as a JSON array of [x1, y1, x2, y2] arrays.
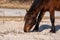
[[28, 0, 40, 12], [28, 0, 50, 12]]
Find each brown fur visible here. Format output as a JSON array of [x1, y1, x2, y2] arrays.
[[24, 0, 60, 33]]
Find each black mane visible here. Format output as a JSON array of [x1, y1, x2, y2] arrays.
[[28, 0, 40, 12]]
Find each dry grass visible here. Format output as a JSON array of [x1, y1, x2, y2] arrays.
[[0, 16, 60, 21], [0, 3, 31, 9], [0, 16, 24, 21], [0, 0, 33, 10]]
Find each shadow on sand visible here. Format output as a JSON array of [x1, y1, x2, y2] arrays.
[[38, 25, 60, 32]]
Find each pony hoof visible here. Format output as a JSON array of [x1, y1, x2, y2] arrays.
[[32, 29, 39, 32], [50, 30, 56, 33]]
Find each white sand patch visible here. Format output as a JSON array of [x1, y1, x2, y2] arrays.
[[0, 19, 60, 40]]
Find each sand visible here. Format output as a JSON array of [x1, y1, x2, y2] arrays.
[[0, 18, 60, 40]]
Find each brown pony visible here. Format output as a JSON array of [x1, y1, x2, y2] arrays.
[[24, 0, 60, 33]]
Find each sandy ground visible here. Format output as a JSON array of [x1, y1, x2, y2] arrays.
[[0, 18, 60, 40]]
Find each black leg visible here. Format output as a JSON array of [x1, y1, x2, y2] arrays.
[[33, 20, 39, 32], [49, 9, 56, 33], [50, 17, 56, 33], [33, 9, 45, 32]]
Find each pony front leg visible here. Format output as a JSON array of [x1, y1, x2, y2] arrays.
[[33, 9, 45, 32], [49, 10, 56, 33], [50, 17, 56, 33]]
